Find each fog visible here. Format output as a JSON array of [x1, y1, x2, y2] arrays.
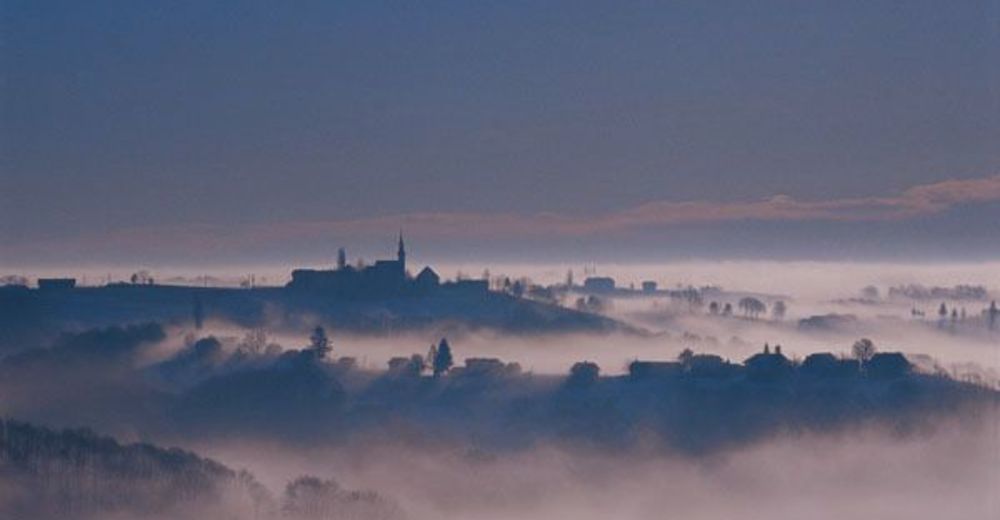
[[2, 260, 998, 519], [190, 412, 999, 520]]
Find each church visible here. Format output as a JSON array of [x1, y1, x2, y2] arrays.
[[287, 234, 445, 298]]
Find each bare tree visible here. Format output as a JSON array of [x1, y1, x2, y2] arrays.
[[738, 297, 766, 319], [771, 300, 787, 320], [0, 274, 28, 287], [309, 326, 331, 359], [852, 338, 876, 364]]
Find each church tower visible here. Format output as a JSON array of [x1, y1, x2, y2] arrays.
[[397, 232, 406, 273]]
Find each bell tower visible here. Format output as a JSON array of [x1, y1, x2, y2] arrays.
[[397, 231, 406, 272]]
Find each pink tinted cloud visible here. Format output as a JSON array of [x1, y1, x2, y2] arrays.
[[270, 174, 1000, 239], [7, 175, 999, 259]]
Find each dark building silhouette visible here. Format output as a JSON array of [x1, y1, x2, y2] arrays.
[[288, 235, 458, 298], [744, 345, 793, 381], [867, 352, 912, 379], [37, 278, 76, 290], [415, 267, 440, 290], [685, 354, 741, 378], [800, 353, 859, 378], [628, 360, 683, 380], [567, 361, 600, 385], [583, 277, 615, 293]]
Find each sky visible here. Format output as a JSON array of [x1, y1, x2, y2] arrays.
[[2, 1, 999, 267]]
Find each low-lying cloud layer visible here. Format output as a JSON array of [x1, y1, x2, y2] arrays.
[[4, 175, 999, 265]]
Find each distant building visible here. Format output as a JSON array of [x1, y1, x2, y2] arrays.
[[287, 235, 479, 299], [686, 354, 740, 378], [800, 353, 859, 378], [38, 278, 76, 291], [415, 267, 440, 291], [583, 277, 615, 293], [442, 279, 489, 295], [455, 357, 521, 377], [386, 356, 423, 377], [568, 361, 600, 385], [628, 360, 682, 380], [641, 281, 658, 293], [291, 236, 408, 295], [744, 346, 792, 381], [867, 352, 911, 379]]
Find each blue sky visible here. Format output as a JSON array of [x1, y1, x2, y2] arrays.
[[2, 1, 998, 265]]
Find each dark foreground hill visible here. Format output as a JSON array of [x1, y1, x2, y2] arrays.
[[2, 324, 996, 455], [0, 418, 403, 520], [0, 285, 628, 351]]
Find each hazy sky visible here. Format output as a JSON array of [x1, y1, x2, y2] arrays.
[[2, 1, 998, 266]]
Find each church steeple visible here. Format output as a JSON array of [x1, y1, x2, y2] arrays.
[[397, 231, 406, 270]]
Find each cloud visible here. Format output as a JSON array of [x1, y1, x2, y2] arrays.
[[4, 175, 998, 262], [203, 173, 1000, 239]]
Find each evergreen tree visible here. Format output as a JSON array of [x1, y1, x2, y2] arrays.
[[433, 338, 453, 377], [309, 326, 331, 359], [192, 295, 204, 330]]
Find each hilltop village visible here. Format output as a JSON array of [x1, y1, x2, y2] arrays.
[[0, 236, 622, 340]]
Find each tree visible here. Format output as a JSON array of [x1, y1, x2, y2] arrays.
[[192, 295, 204, 330], [738, 297, 766, 319], [677, 348, 694, 366], [309, 326, 331, 359], [989, 301, 998, 331], [681, 287, 703, 312], [433, 338, 453, 376], [130, 270, 153, 285], [722, 303, 733, 316], [426, 344, 438, 368], [0, 274, 28, 287], [239, 328, 268, 356], [852, 338, 876, 364], [771, 300, 787, 321], [511, 278, 528, 298], [708, 301, 720, 315], [861, 285, 880, 300]]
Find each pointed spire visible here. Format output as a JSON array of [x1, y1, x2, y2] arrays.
[[397, 230, 406, 269]]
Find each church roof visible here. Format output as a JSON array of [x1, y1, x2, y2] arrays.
[[416, 266, 439, 280]]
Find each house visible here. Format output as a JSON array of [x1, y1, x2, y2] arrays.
[[628, 360, 682, 380], [867, 352, 911, 379], [641, 281, 658, 293], [568, 361, 600, 385], [456, 357, 522, 377], [37, 278, 76, 290], [686, 354, 741, 378], [744, 346, 792, 381], [800, 353, 859, 378], [415, 267, 440, 291], [386, 356, 423, 377], [583, 277, 615, 293]]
